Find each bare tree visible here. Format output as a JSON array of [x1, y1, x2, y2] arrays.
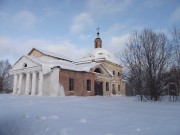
[[120, 28, 171, 101], [171, 25, 180, 96], [0, 60, 12, 93], [120, 31, 144, 100]]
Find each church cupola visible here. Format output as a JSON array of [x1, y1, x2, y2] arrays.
[[94, 27, 102, 48]]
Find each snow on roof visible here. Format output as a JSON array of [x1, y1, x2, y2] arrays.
[[26, 55, 53, 74], [26, 55, 101, 74], [79, 48, 119, 64], [33, 48, 73, 62]]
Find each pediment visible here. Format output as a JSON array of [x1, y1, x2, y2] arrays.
[[91, 64, 112, 77], [10, 55, 41, 71]]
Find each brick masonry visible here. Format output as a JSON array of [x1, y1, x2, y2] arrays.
[[59, 69, 96, 96], [59, 60, 126, 96]]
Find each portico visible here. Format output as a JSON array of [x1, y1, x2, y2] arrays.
[[12, 70, 43, 96], [10, 55, 44, 96]]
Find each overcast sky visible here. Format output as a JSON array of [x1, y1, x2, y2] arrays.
[[0, 0, 180, 64]]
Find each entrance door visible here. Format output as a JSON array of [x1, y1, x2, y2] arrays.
[[94, 81, 103, 96]]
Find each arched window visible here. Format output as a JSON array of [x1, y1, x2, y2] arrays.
[[94, 68, 102, 73]]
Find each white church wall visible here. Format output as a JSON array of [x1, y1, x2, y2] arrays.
[[50, 68, 65, 96], [43, 68, 65, 96]]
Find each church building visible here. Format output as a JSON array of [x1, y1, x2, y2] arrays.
[[10, 32, 126, 96]]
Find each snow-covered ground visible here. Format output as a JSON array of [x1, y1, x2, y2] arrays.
[[0, 94, 180, 135]]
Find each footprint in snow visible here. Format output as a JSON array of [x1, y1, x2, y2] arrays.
[[48, 115, 59, 120], [79, 118, 87, 123], [59, 128, 69, 135], [106, 133, 114, 135], [19, 114, 30, 119], [44, 127, 50, 132], [36, 115, 59, 121], [136, 128, 141, 132], [36, 116, 47, 120]]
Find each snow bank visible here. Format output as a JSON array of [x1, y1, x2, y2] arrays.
[[0, 94, 180, 135]]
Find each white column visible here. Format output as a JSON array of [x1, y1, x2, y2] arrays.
[[31, 72, 37, 95], [25, 73, 30, 95], [17, 74, 23, 95], [38, 71, 43, 95], [13, 74, 18, 94]]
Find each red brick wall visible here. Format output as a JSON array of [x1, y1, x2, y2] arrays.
[[59, 69, 96, 96]]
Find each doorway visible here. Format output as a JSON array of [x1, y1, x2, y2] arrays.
[[94, 81, 103, 96]]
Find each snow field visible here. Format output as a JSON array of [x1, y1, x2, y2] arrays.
[[0, 94, 180, 135]]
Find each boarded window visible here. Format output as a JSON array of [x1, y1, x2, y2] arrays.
[[87, 80, 91, 91], [106, 82, 109, 91], [69, 78, 74, 91]]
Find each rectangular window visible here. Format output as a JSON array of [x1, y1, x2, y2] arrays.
[[87, 80, 91, 91], [118, 85, 120, 92], [112, 84, 116, 94], [106, 82, 109, 91], [69, 78, 74, 91], [113, 71, 115, 76], [112, 84, 115, 89]]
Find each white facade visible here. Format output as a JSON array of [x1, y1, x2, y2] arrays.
[[10, 54, 65, 96]]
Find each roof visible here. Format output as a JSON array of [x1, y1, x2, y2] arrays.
[[78, 48, 119, 64], [28, 48, 73, 62], [25, 55, 102, 74], [10, 51, 113, 77]]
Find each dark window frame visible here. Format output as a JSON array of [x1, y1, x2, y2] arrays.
[[69, 78, 74, 91], [106, 82, 109, 91], [113, 71, 115, 75], [118, 85, 120, 92], [87, 80, 91, 91]]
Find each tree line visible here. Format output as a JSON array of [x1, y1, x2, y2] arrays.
[[120, 25, 180, 101], [0, 60, 12, 93]]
